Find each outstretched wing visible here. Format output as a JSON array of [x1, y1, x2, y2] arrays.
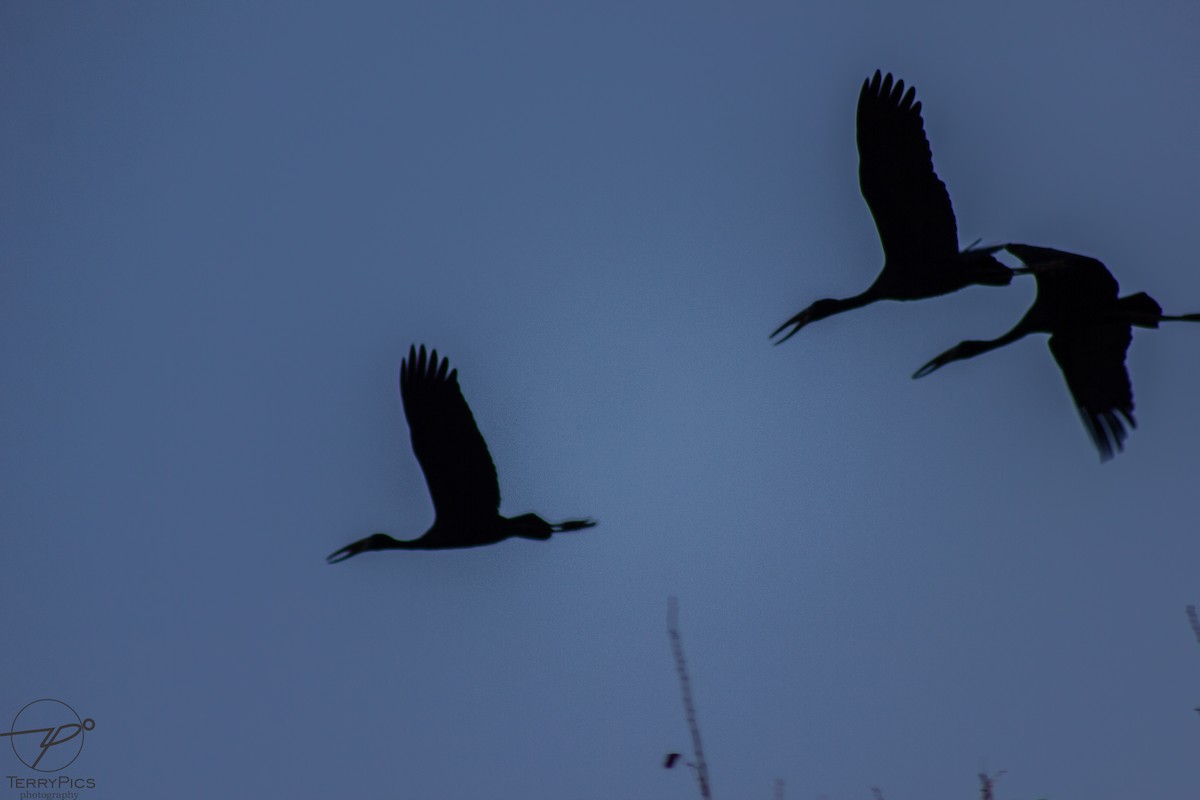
[[1007, 244, 1120, 310], [857, 71, 959, 266], [1047, 325, 1136, 460], [400, 345, 500, 518]]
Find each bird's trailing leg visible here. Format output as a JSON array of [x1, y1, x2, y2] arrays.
[[507, 513, 596, 540]]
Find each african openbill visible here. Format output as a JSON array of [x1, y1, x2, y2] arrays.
[[327, 345, 595, 562], [772, 71, 1011, 344], [912, 244, 1200, 460]]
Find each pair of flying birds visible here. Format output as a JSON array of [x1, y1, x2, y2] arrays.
[[772, 70, 1198, 460], [328, 70, 1196, 562]]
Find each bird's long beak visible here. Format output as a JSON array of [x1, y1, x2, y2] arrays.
[[326, 541, 365, 564], [770, 312, 808, 345], [912, 357, 944, 379]]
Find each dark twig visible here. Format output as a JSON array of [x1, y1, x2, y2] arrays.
[[1189, 605, 1200, 715], [668, 597, 712, 799], [979, 769, 1005, 800]]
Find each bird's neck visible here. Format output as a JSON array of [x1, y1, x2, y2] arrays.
[[818, 291, 877, 320], [976, 328, 1029, 356], [373, 532, 436, 551]]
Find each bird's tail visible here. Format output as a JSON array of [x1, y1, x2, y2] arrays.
[[1124, 290, 1200, 324], [1112, 292, 1200, 328], [507, 513, 596, 540], [1119, 292, 1164, 328]]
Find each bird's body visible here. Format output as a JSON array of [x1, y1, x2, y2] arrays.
[[327, 345, 595, 562], [772, 70, 1011, 344], [913, 244, 1200, 459]]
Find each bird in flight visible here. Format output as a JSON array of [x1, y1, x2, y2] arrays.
[[327, 345, 595, 562], [772, 70, 1012, 344], [912, 244, 1200, 459]]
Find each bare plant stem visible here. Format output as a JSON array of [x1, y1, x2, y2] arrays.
[[978, 769, 1004, 800], [1189, 605, 1200, 716], [668, 597, 712, 799]]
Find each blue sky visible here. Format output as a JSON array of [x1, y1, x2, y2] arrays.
[[3, 2, 1200, 798]]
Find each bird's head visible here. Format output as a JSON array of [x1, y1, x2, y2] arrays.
[[912, 340, 992, 379], [771, 298, 846, 344], [326, 533, 395, 564]]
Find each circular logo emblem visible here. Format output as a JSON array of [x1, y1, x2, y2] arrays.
[[7, 699, 94, 772]]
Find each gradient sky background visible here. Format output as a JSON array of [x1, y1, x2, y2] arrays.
[[3, 2, 1200, 798]]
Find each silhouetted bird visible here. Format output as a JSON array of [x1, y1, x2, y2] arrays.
[[913, 244, 1200, 459], [327, 345, 595, 562], [664, 753, 682, 769], [772, 71, 1011, 344]]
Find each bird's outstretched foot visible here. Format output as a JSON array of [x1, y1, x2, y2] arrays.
[[552, 518, 597, 532]]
